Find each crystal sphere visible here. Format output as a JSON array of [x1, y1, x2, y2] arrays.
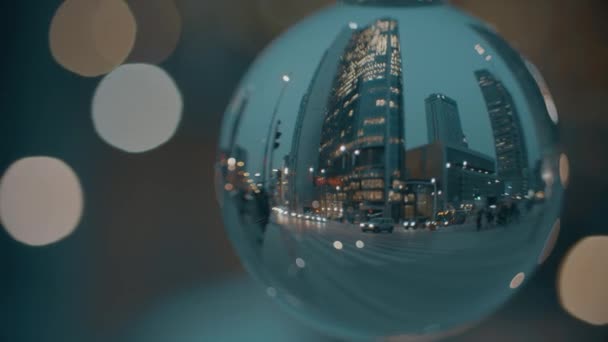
[[217, 0, 564, 339]]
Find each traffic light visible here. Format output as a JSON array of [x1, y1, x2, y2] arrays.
[[273, 120, 282, 149]]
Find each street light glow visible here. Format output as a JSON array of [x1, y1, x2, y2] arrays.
[[340, 145, 346, 152], [431, 178, 436, 184], [321, 169, 326, 174], [282, 74, 290, 82], [284, 167, 289, 175], [354, 149, 360, 155], [309, 167, 314, 173], [446, 162, 451, 168]]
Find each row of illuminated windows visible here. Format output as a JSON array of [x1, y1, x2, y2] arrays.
[[362, 178, 384, 189], [376, 99, 399, 108], [364, 117, 385, 126], [352, 190, 384, 201]]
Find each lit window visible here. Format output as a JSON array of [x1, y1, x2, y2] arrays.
[[363, 117, 385, 126], [376, 99, 386, 106]]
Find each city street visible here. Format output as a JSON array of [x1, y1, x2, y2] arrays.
[[255, 210, 550, 337]]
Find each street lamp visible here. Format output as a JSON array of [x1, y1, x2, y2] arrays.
[[340, 145, 346, 152], [263, 73, 291, 186], [309, 167, 314, 173]]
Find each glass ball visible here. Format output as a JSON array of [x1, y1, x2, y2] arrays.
[[217, 0, 564, 339]]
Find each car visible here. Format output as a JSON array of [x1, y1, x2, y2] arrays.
[[360, 217, 394, 233]]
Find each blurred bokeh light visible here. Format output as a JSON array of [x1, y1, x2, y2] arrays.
[[49, 0, 136, 77], [538, 219, 561, 265], [0, 156, 83, 246], [558, 236, 608, 326], [560, 153, 570, 188], [92, 63, 183, 153], [510, 272, 526, 289], [126, 0, 182, 64]]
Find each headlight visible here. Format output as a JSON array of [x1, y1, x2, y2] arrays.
[[369, 224, 375, 228], [444, 221, 449, 226], [410, 222, 416, 227], [403, 222, 407, 226], [360, 223, 365, 227]]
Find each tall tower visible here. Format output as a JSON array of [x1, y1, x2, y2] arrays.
[[475, 69, 529, 195], [287, 27, 352, 212], [318, 18, 406, 221], [425, 93, 468, 147]]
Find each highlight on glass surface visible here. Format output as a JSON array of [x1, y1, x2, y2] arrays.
[[216, 0, 564, 338]]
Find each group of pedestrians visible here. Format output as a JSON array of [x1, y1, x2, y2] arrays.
[[476, 202, 521, 231]]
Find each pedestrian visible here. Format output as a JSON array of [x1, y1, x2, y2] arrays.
[[476, 208, 484, 231], [486, 208, 494, 226]]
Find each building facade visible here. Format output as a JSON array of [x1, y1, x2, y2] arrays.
[[475, 69, 529, 196], [287, 27, 353, 213], [425, 93, 468, 148], [317, 18, 406, 222]]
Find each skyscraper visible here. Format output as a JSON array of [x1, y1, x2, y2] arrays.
[[425, 93, 468, 147], [317, 18, 406, 221], [475, 69, 529, 195], [287, 27, 352, 212]]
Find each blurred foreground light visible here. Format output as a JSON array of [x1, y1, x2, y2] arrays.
[[509, 272, 525, 289], [93, 63, 183, 153], [559, 153, 570, 188], [50, 0, 136, 77], [525, 59, 559, 124], [558, 236, 608, 326], [0, 157, 83, 246], [126, 0, 182, 64], [333, 241, 343, 250], [538, 219, 560, 264]]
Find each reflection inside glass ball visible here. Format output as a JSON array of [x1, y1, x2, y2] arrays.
[[217, 1, 563, 339]]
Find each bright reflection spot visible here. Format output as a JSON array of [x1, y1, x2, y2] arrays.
[[349, 22, 358, 29], [525, 59, 559, 124], [510, 272, 525, 289], [356, 240, 365, 249], [282, 74, 290, 82], [0, 157, 83, 246], [333, 241, 343, 250], [558, 236, 608, 326], [538, 219, 560, 264], [295, 258, 306, 268], [560, 153, 570, 188], [92, 63, 183, 153], [126, 0, 182, 64], [266, 287, 277, 298], [49, 0, 136, 77], [227, 158, 236, 167]]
